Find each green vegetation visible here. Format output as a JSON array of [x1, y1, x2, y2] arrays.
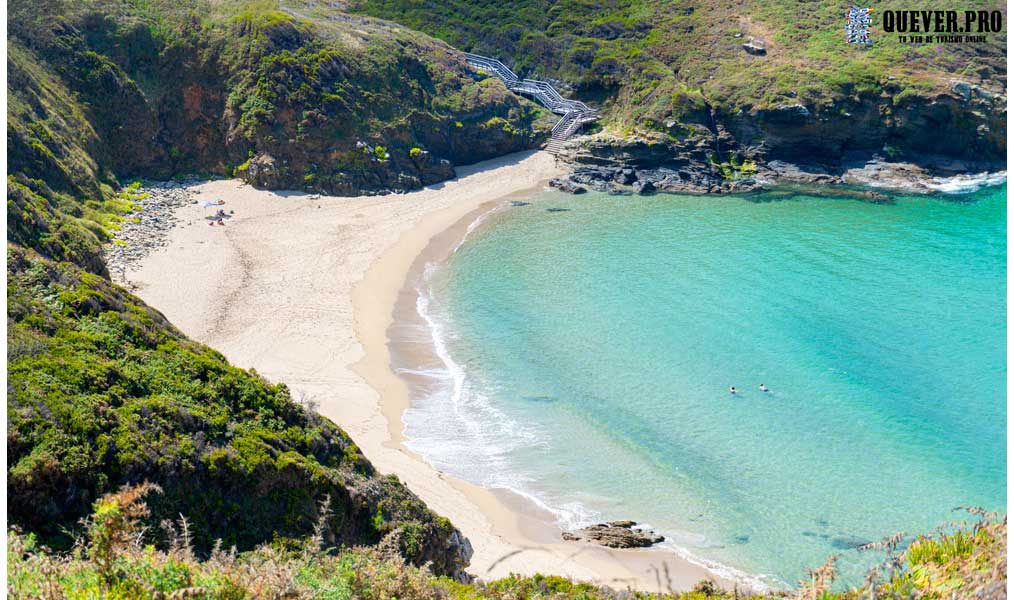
[[8, 4, 502, 569], [9, 484, 1006, 599], [349, 0, 1005, 157], [709, 154, 757, 181], [5, 0, 1007, 597], [7, 0, 552, 198], [7, 246, 467, 575]]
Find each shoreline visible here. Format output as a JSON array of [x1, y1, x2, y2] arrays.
[[374, 196, 763, 591], [350, 160, 736, 590], [124, 150, 730, 591]]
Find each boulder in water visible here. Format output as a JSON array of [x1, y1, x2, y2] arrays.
[[563, 520, 664, 548]]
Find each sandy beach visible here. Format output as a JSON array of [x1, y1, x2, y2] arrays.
[[126, 150, 727, 591]]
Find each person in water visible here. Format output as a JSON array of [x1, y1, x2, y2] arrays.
[[759, 383, 769, 392], [729, 386, 738, 394]]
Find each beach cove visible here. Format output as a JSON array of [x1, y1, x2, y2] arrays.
[[400, 181, 1006, 586], [124, 150, 727, 591]]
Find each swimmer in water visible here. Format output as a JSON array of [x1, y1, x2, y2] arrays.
[[759, 383, 769, 392], [729, 386, 738, 394]]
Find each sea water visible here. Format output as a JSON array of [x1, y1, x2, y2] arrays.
[[402, 183, 1006, 587]]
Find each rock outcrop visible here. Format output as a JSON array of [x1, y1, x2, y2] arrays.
[[8, 5, 550, 200], [550, 72, 1004, 195], [548, 177, 587, 194], [553, 135, 764, 194], [562, 521, 665, 548]]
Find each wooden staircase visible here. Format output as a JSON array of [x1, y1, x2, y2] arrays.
[[463, 52, 598, 154]]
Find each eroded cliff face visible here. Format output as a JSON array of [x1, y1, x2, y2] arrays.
[[723, 82, 1005, 168], [9, 1, 530, 581], [555, 80, 1005, 194], [8, 4, 550, 201]]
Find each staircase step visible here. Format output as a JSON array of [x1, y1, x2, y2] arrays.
[[466, 51, 600, 146]]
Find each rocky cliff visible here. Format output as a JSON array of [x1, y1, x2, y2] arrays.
[[8, 0, 552, 202], [352, 0, 1006, 183], [8, 0, 539, 579]]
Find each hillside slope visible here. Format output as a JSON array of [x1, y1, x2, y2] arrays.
[[7, 0, 556, 580], [350, 0, 1006, 171], [5, 0, 1007, 596], [9, 484, 1006, 599], [7, 244, 473, 579], [8, 0, 552, 201]]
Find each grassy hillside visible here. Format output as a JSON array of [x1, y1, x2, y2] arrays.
[[5, 0, 553, 585], [8, 484, 1005, 599], [5, 0, 1007, 596], [349, 0, 1006, 165], [8, 0, 552, 199], [7, 246, 471, 577]]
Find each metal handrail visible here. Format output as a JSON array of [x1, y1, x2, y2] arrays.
[[463, 51, 599, 144]]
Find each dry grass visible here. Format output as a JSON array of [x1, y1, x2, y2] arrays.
[[6, 485, 1007, 600]]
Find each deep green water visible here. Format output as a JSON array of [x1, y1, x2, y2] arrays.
[[403, 183, 1006, 587]]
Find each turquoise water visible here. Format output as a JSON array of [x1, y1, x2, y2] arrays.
[[403, 184, 1006, 587]]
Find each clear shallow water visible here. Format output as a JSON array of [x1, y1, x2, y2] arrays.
[[403, 184, 1007, 587]]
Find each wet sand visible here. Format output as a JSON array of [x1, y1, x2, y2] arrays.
[[126, 150, 726, 591]]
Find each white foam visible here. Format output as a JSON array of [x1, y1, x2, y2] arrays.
[[924, 171, 1006, 194], [450, 203, 504, 255], [401, 254, 781, 595], [402, 263, 542, 486], [656, 538, 780, 593], [393, 366, 448, 378]]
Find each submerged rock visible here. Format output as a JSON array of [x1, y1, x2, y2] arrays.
[[562, 520, 665, 548]]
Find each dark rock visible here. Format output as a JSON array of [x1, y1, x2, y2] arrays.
[[727, 177, 764, 193], [615, 167, 637, 184], [245, 153, 289, 189], [564, 520, 665, 549], [759, 161, 840, 185], [972, 85, 994, 100], [409, 150, 456, 185], [632, 179, 656, 195], [553, 80, 1004, 197], [548, 177, 587, 194], [951, 80, 972, 102], [762, 103, 810, 125], [742, 37, 766, 55], [569, 169, 612, 184]]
